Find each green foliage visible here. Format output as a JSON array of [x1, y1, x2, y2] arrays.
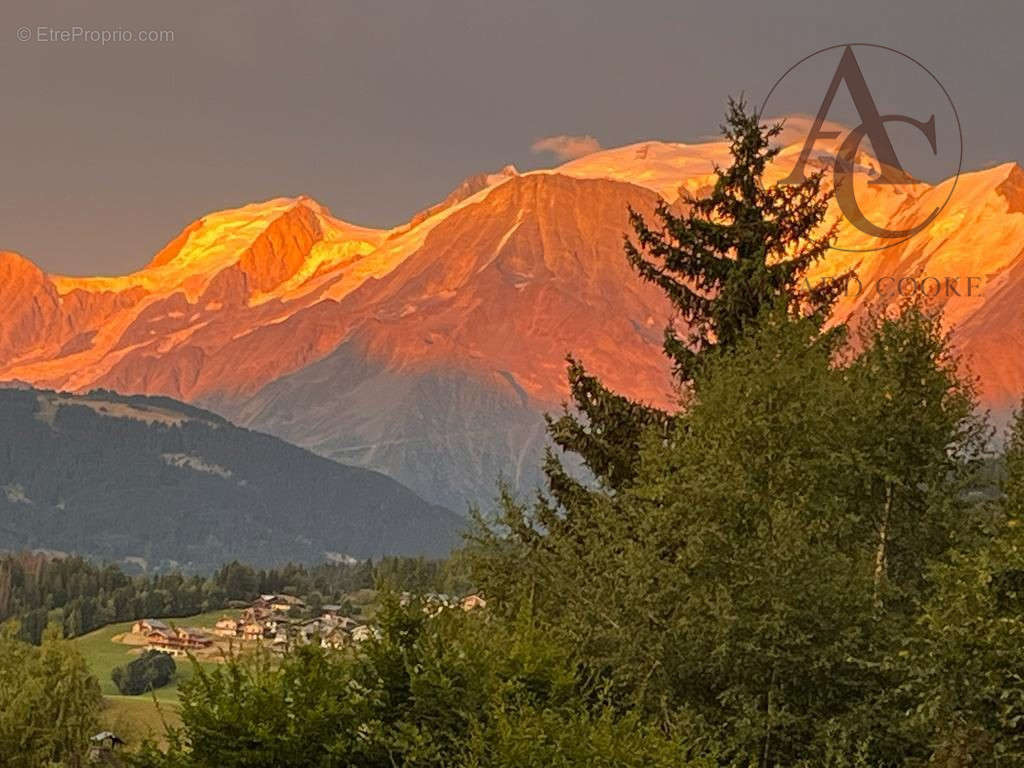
[[0, 552, 453, 644], [131, 600, 713, 768], [465, 100, 994, 767], [113, 649, 177, 695], [468, 304, 987, 765], [0, 387, 460, 567], [898, 407, 1024, 765], [1004, 403, 1024, 521], [844, 305, 988, 605], [0, 623, 102, 767], [625, 97, 846, 381], [545, 99, 847, 503], [903, 524, 1024, 765]]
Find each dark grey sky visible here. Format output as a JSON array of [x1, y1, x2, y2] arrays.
[[1, 0, 1020, 275]]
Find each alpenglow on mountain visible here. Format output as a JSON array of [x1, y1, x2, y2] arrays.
[[1, 137, 1022, 510]]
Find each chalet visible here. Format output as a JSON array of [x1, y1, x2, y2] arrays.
[[264, 613, 293, 635], [297, 618, 324, 642], [321, 604, 345, 617], [255, 594, 306, 613], [271, 594, 306, 612], [242, 621, 268, 641], [176, 627, 211, 646], [242, 605, 271, 623], [321, 627, 349, 649], [146, 626, 212, 656], [332, 616, 360, 632], [460, 594, 487, 612], [131, 618, 169, 635], [145, 628, 176, 652], [213, 617, 242, 638]]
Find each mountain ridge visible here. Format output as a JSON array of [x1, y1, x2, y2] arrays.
[[2, 138, 1022, 509], [0, 387, 462, 568]]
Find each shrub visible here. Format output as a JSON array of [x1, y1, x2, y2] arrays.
[[112, 649, 176, 695]]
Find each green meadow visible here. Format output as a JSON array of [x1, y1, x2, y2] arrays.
[[73, 609, 228, 742]]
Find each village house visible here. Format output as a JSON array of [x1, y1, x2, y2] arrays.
[[219, 595, 369, 649], [213, 616, 242, 638], [146, 626, 213, 656], [264, 612, 293, 636], [242, 621, 268, 641], [332, 615, 360, 632], [176, 627, 212, 647], [131, 618, 169, 635], [242, 604, 271, 623], [254, 593, 307, 613], [321, 627, 349, 649], [297, 618, 324, 643]]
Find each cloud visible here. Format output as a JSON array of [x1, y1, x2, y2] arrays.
[[530, 134, 601, 161]]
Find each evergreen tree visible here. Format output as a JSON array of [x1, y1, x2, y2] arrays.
[[626, 99, 845, 379], [546, 98, 849, 499]]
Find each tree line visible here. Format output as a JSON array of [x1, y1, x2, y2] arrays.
[[0, 552, 452, 643]]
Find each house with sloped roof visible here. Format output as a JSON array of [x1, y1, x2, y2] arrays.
[[213, 616, 242, 637], [131, 618, 169, 635], [321, 627, 350, 649]]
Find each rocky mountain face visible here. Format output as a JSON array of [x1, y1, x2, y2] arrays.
[[1, 140, 1022, 511]]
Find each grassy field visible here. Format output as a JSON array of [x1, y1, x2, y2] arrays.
[[98, 694, 181, 745], [74, 609, 228, 745], [76, 601, 377, 745], [74, 609, 225, 699]]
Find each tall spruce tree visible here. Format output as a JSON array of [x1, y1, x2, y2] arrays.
[[546, 98, 849, 500]]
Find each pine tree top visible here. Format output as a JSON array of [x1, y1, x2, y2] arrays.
[[625, 97, 849, 381]]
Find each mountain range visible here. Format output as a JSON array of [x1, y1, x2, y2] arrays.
[[0, 387, 461, 568], [1, 136, 1022, 510]]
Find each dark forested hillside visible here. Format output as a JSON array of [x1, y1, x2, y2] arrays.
[[0, 388, 462, 568]]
